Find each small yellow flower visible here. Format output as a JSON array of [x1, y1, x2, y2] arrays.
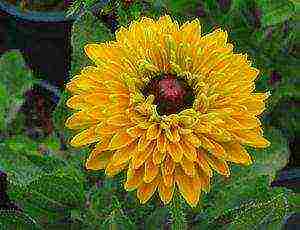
[[65, 15, 270, 207]]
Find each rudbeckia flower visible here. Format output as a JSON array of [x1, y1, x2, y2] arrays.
[[65, 15, 270, 207]]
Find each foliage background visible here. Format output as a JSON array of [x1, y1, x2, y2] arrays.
[[0, 0, 299, 229]]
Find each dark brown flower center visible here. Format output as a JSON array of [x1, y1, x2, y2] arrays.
[[142, 73, 195, 116]]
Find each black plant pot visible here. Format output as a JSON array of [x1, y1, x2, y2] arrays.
[[0, 0, 75, 88]]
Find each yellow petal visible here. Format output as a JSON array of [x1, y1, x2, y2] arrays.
[[146, 123, 161, 140], [111, 141, 137, 166], [223, 142, 252, 165], [84, 44, 104, 64], [65, 111, 98, 130], [156, 133, 167, 154], [127, 125, 144, 138], [105, 162, 127, 177], [197, 150, 213, 177], [180, 18, 201, 44], [201, 29, 228, 48], [230, 114, 261, 129], [85, 150, 112, 170], [144, 158, 159, 183], [232, 129, 270, 148], [132, 141, 156, 169], [84, 93, 110, 106], [181, 139, 197, 161], [183, 132, 202, 147], [162, 173, 174, 188], [66, 95, 93, 110], [158, 180, 174, 204], [203, 136, 226, 158], [138, 132, 152, 152], [95, 123, 120, 135], [167, 141, 183, 162], [153, 144, 167, 165], [165, 126, 181, 143], [157, 15, 179, 34], [162, 155, 175, 175], [198, 168, 211, 193], [109, 129, 136, 150], [70, 125, 100, 147], [84, 43, 121, 66], [107, 114, 130, 126], [137, 177, 160, 204], [175, 167, 200, 207], [180, 156, 196, 177], [204, 155, 230, 176], [67, 77, 107, 95], [191, 169, 202, 191], [124, 165, 144, 191]]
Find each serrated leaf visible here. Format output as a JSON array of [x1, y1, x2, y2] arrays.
[[24, 154, 67, 173], [227, 188, 294, 229], [0, 209, 40, 230], [0, 50, 37, 132], [258, 0, 296, 27], [0, 142, 43, 185], [24, 171, 85, 210], [249, 127, 290, 181], [1, 135, 67, 177]]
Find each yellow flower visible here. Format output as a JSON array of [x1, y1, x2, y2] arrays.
[[65, 15, 270, 207]]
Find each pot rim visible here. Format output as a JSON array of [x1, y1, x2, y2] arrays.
[[0, 1, 76, 22]]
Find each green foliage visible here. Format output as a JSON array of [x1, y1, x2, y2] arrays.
[[0, 210, 40, 230], [0, 138, 43, 185], [66, 0, 100, 18], [70, 11, 113, 76], [194, 127, 291, 227], [257, 0, 296, 27], [227, 188, 293, 229], [168, 192, 188, 230], [145, 207, 169, 230], [0, 50, 36, 132], [1, 0, 298, 229]]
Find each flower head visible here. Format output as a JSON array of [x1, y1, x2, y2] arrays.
[[65, 15, 270, 207]]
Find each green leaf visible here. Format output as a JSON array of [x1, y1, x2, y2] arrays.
[[0, 50, 37, 132], [129, 2, 143, 20], [0, 210, 40, 230], [13, 170, 85, 224], [145, 207, 169, 230], [0, 141, 43, 185], [168, 191, 188, 230], [1, 134, 67, 175], [0, 83, 9, 130], [269, 99, 299, 139], [101, 210, 134, 230], [197, 127, 290, 225], [249, 127, 290, 181], [23, 154, 67, 174], [166, 0, 198, 14], [26, 172, 84, 209], [52, 90, 74, 144], [82, 180, 135, 229], [258, 0, 296, 27], [71, 11, 113, 76], [227, 188, 295, 229], [287, 192, 300, 213]]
